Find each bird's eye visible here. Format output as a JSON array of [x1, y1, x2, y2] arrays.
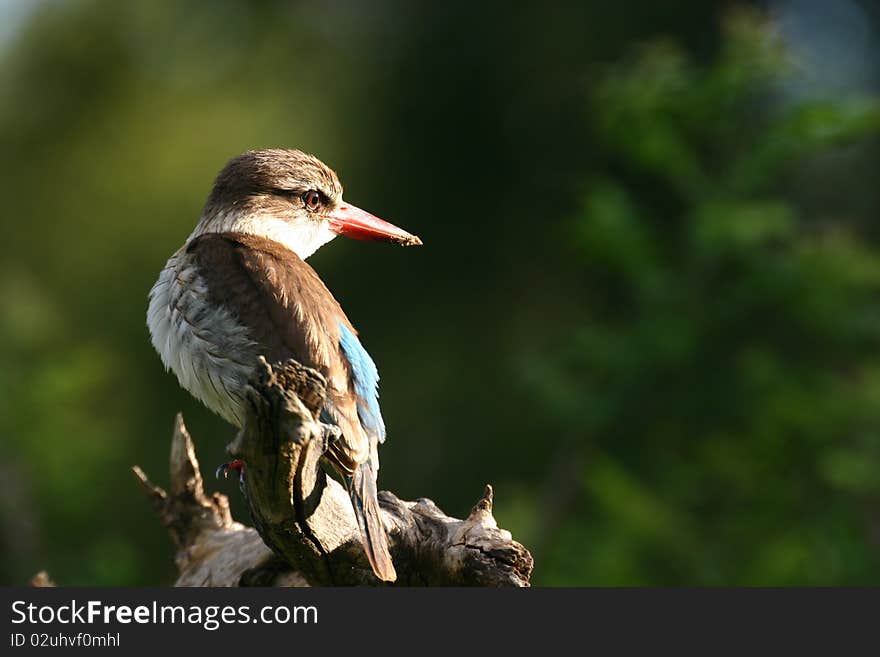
[[302, 190, 322, 212]]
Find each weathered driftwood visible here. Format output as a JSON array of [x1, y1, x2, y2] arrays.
[[134, 358, 533, 587], [29, 571, 56, 587]]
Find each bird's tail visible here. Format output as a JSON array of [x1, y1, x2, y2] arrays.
[[348, 461, 397, 582]]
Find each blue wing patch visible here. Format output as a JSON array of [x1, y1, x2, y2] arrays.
[[338, 323, 386, 442]]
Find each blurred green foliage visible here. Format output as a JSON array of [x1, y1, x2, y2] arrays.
[[525, 12, 880, 584], [0, 2, 878, 585]]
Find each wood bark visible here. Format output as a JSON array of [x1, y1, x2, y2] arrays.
[[134, 358, 533, 586]]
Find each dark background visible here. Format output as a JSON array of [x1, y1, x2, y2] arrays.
[[1, 0, 879, 585]]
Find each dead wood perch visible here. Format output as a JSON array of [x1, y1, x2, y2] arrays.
[[134, 358, 533, 586]]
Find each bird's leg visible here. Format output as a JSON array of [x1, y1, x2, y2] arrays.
[[215, 459, 246, 483], [217, 425, 248, 483], [319, 422, 342, 447]]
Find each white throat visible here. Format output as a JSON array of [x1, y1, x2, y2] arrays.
[[189, 211, 338, 260]]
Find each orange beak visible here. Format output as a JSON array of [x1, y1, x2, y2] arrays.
[[326, 202, 422, 246]]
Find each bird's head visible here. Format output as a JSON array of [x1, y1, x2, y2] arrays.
[[193, 149, 422, 259]]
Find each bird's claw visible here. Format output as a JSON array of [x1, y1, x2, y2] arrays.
[[320, 423, 342, 445], [215, 459, 246, 482]]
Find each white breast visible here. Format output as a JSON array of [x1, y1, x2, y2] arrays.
[[146, 248, 258, 426]]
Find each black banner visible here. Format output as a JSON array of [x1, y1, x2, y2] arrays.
[[1, 587, 877, 652]]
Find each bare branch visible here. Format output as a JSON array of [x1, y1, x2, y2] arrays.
[[135, 359, 532, 586]]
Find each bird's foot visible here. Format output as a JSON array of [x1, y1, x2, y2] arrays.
[[320, 423, 342, 446], [215, 459, 246, 483]]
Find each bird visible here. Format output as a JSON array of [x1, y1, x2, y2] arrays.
[[146, 149, 421, 582]]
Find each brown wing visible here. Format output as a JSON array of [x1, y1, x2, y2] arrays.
[[186, 231, 370, 471]]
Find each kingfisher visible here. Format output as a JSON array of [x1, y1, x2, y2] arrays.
[[146, 149, 421, 582]]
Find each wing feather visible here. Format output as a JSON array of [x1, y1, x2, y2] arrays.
[[186, 231, 381, 470]]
